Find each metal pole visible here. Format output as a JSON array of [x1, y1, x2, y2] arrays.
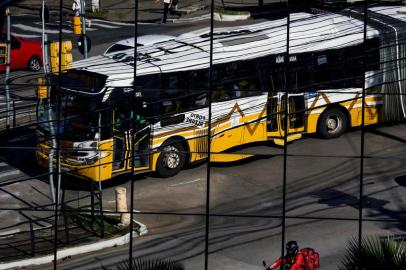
[[53, 0, 64, 266], [81, 0, 88, 59], [42, 0, 49, 74], [29, 221, 35, 257], [281, 0, 290, 263], [41, 0, 56, 206], [204, 0, 214, 267], [98, 113, 104, 238], [5, 8, 11, 129], [129, 0, 139, 267], [57, 155, 61, 207], [48, 100, 57, 206], [12, 100, 16, 128], [358, 1, 368, 268], [62, 190, 70, 245]]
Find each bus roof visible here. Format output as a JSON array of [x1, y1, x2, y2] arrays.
[[72, 11, 379, 88]]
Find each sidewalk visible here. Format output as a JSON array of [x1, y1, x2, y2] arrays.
[[11, 0, 216, 23]]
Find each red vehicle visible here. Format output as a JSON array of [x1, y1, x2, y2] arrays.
[[0, 34, 43, 72]]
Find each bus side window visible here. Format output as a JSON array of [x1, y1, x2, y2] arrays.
[[211, 65, 232, 102], [161, 73, 179, 113], [270, 69, 285, 94], [161, 71, 197, 113], [232, 78, 259, 98], [190, 69, 209, 107]]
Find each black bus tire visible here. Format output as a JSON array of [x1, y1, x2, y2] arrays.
[[156, 140, 186, 178], [317, 107, 348, 139]]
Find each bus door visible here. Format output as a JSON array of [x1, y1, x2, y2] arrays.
[[287, 93, 305, 134], [267, 93, 304, 145], [112, 110, 129, 172], [129, 124, 151, 171]]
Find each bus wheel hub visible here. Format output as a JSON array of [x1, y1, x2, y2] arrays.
[[163, 145, 180, 169], [327, 117, 339, 132]]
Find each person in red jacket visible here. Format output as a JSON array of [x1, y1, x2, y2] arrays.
[[268, 241, 306, 270]]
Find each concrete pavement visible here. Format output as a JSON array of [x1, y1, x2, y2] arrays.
[[0, 122, 401, 269]]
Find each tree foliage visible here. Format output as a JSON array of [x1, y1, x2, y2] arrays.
[[339, 236, 406, 270], [102, 258, 185, 270]]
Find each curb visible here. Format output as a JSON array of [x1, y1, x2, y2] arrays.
[[172, 11, 251, 23], [0, 220, 148, 270], [214, 11, 251, 21]]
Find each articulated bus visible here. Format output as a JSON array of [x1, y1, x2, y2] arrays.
[[36, 10, 405, 181]]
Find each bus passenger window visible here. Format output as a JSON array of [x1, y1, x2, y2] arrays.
[[195, 93, 208, 106], [190, 69, 209, 91], [232, 78, 259, 98], [270, 70, 285, 93], [212, 86, 230, 102]]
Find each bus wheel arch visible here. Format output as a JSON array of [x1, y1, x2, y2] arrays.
[[317, 105, 350, 139], [156, 136, 189, 178]]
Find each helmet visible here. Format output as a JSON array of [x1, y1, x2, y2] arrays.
[[286, 241, 299, 256]]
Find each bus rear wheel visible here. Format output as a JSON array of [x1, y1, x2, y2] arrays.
[[156, 140, 186, 178], [318, 108, 348, 139]]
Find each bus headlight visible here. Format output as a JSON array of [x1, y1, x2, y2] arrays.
[[64, 141, 107, 165]]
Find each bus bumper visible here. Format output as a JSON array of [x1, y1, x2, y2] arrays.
[[36, 146, 113, 182]]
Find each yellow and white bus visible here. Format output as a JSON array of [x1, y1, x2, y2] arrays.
[[36, 11, 404, 181]]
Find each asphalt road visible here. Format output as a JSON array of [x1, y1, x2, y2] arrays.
[[18, 122, 403, 270], [1, 12, 406, 270]]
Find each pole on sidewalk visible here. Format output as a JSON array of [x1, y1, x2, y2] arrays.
[[80, 0, 88, 59], [115, 187, 131, 226], [5, 8, 11, 129], [42, 0, 50, 74], [41, 0, 57, 206]]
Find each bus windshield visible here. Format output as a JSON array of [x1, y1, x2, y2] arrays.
[[37, 77, 111, 142]]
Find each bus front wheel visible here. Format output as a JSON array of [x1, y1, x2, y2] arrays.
[[318, 108, 348, 139], [156, 140, 186, 178]]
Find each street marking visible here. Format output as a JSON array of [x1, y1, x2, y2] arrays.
[[0, 101, 23, 105], [34, 22, 71, 27], [170, 178, 202, 187], [0, 170, 21, 178], [0, 192, 21, 198], [66, 20, 120, 30], [33, 21, 99, 32], [0, 228, 21, 238], [91, 19, 136, 26], [84, 22, 119, 29], [11, 33, 41, 38], [13, 24, 72, 34]]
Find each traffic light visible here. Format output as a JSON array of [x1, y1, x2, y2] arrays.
[[49, 40, 73, 73], [36, 77, 48, 99], [72, 16, 82, 35], [0, 43, 8, 65]]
